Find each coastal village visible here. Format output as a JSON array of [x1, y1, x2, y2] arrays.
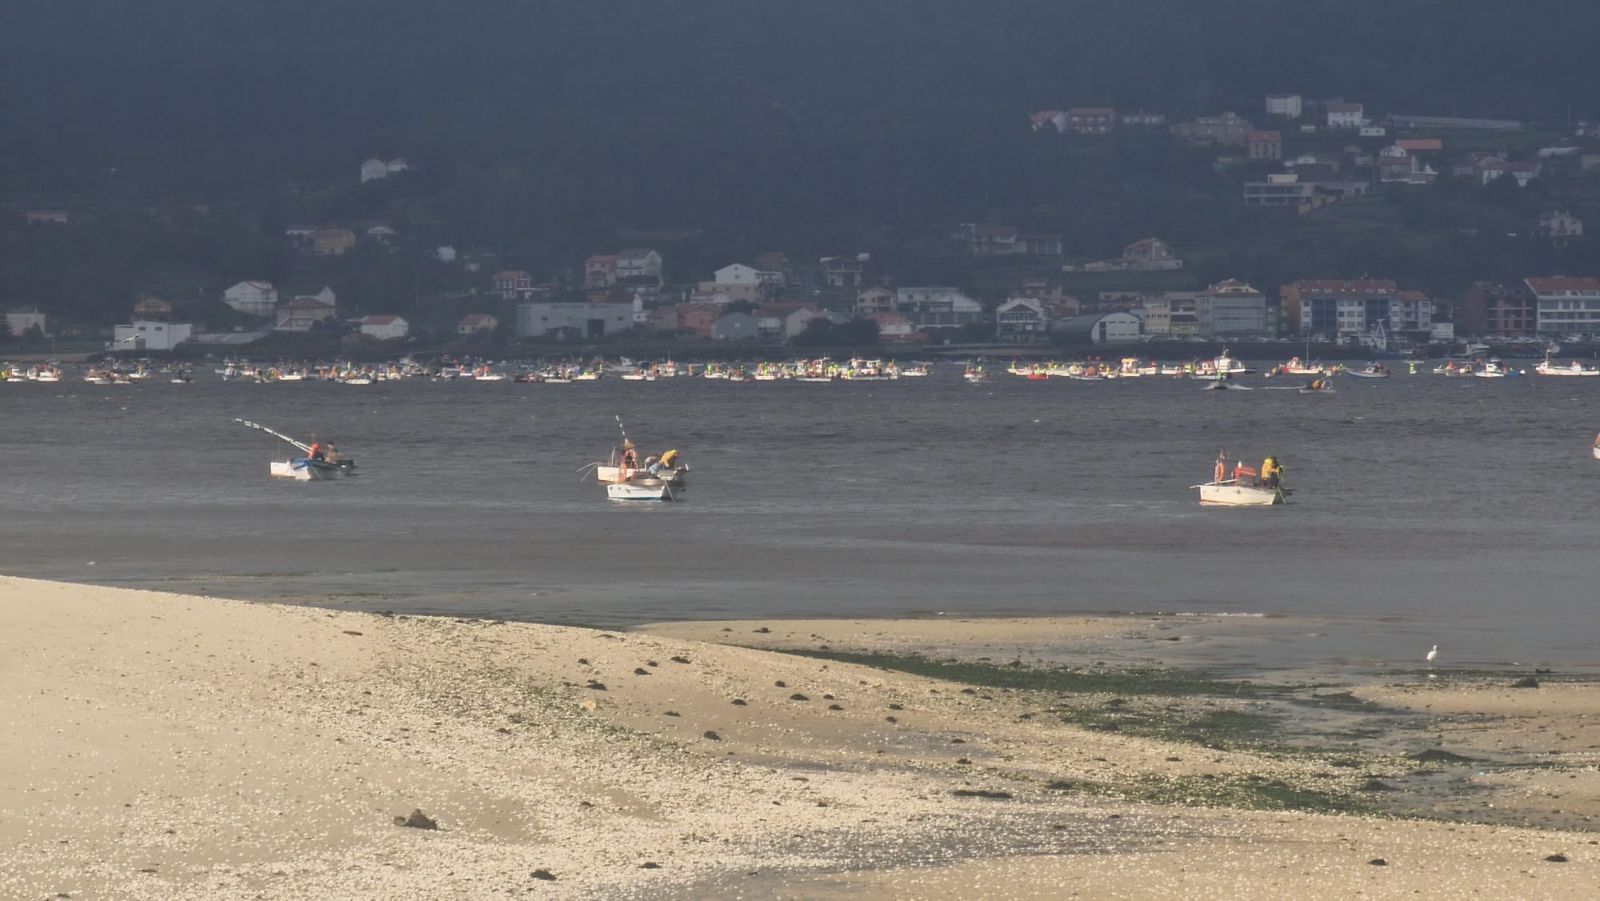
[[4, 95, 1599, 359]]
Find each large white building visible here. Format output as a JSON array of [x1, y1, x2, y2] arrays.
[[893, 287, 983, 329], [1527, 276, 1600, 336], [222, 280, 278, 317], [1196, 279, 1267, 337], [1265, 93, 1302, 119], [1281, 279, 1431, 341], [515, 302, 634, 340], [113, 320, 193, 351]]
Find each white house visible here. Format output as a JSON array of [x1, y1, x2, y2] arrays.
[[357, 315, 409, 340], [223, 280, 278, 317], [615, 249, 663, 284], [1265, 93, 1302, 119], [854, 287, 896, 316], [995, 297, 1049, 342], [112, 320, 193, 351], [699, 263, 774, 303], [712, 263, 782, 286], [1326, 103, 1364, 129]]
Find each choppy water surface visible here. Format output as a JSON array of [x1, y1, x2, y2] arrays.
[[2, 366, 1596, 671]]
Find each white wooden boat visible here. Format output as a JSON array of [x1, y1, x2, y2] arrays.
[[607, 481, 673, 501], [1344, 364, 1391, 379], [1197, 482, 1286, 506], [269, 458, 352, 481], [1536, 359, 1600, 377]]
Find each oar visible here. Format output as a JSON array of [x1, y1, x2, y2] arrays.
[[233, 418, 312, 454]]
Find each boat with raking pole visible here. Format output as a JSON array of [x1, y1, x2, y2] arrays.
[[235, 419, 357, 481]]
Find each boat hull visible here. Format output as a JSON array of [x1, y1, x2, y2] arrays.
[[606, 482, 673, 501], [270, 458, 354, 481], [1197, 483, 1285, 506]]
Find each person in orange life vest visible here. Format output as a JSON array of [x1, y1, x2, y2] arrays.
[[1214, 450, 1226, 485]]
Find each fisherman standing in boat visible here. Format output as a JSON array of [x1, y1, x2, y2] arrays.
[[1261, 456, 1284, 489], [1214, 450, 1227, 485]]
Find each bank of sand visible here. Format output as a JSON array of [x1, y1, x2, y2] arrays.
[[3, 577, 1596, 899]]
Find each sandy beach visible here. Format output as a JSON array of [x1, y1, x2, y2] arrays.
[[3, 577, 1597, 899]]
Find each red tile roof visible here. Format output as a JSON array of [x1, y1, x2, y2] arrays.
[[1525, 277, 1600, 295]]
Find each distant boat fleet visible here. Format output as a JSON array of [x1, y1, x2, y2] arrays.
[[9, 349, 1600, 387]]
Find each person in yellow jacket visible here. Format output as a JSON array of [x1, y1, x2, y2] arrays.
[[660, 449, 680, 468], [1261, 456, 1284, 489]]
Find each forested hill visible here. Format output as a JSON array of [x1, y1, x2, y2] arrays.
[[1, 1, 1597, 290], [5, 1, 1594, 184]]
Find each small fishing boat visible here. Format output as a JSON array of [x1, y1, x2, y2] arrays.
[[236, 419, 357, 481], [1536, 357, 1600, 377], [1343, 363, 1391, 379], [1194, 455, 1288, 506], [594, 417, 684, 500]]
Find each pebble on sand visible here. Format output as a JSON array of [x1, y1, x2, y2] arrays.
[[394, 809, 438, 830]]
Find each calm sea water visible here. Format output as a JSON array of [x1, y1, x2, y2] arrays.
[[2, 365, 1596, 670]]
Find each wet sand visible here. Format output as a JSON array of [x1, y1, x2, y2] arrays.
[[3, 577, 1596, 899]]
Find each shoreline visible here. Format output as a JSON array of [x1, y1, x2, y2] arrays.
[[4, 575, 1598, 898]]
